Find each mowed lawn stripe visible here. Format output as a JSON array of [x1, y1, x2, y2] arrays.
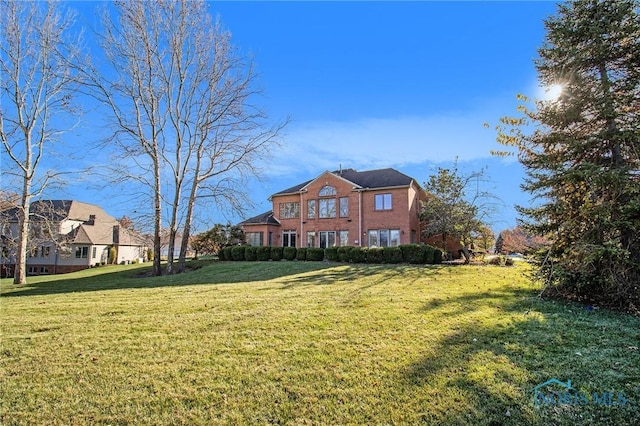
[[1, 262, 639, 425]]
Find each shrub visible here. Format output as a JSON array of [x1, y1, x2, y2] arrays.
[[307, 248, 325, 261], [325, 247, 339, 261], [487, 255, 514, 267], [296, 247, 307, 261], [217, 248, 226, 261], [223, 246, 233, 261], [244, 246, 257, 261], [271, 246, 284, 261], [256, 246, 271, 261], [231, 245, 246, 261], [422, 245, 435, 264], [400, 244, 423, 264], [350, 247, 367, 263], [383, 246, 403, 264], [283, 246, 297, 261], [433, 248, 443, 264], [367, 247, 384, 264], [337, 246, 354, 262]]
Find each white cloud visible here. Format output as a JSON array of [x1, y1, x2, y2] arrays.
[[267, 106, 508, 177]]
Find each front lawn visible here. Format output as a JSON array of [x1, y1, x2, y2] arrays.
[[1, 261, 638, 425]]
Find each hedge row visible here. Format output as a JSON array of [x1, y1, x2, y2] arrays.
[[218, 244, 442, 265]]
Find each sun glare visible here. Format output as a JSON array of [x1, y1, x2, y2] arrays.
[[543, 83, 563, 101]]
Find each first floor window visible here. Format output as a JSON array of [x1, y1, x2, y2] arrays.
[[319, 231, 336, 248], [368, 230, 378, 247], [246, 232, 264, 246], [390, 229, 401, 247], [75, 246, 88, 259], [307, 231, 316, 248], [339, 231, 349, 246], [283, 230, 296, 247], [368, 229, 400, 247], [92, 247, 97, 259]]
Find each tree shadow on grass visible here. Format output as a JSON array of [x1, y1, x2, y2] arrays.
[[277, 263, 444, 290], [402, 290, 640, 425], [0, 261, 334, 298]]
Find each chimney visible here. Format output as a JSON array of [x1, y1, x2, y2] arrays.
[[87, 215, 96, 225], [113, 225, 120, 244]]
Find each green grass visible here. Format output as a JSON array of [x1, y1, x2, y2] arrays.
[[1, 261, 639, 425]]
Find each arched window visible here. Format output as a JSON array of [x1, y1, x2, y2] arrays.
[[319, 185, 336, 196]]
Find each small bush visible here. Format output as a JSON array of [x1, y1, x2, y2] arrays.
[[283, 246, 297, 261], [367, 247, 384, 264], [256, 246, 271, 261], [487, 255, 514, 267], [400, 244, 423, 264], [231, 245, 246, 261], [433, 248, 443, 264], [350, 247, 367, 263], [271, 246, 284, 261], [223, 246, 233, 261], [422, 245, 435, 264], [325, 247, 339, 261], [296, 247, 307, 261], [307, 248, 325, 261], [217, 248, 226, 261], [337, 246, 354, 262], [244, 246, 257, 261], [383, 246, 403, 264]]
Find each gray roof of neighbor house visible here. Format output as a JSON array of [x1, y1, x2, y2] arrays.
[[1, 200, 146, 246], [272, 168, 416, 197], [239, 211, 281, 226], [1, 200, 104, 222]]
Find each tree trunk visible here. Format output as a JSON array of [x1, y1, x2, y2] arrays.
[[13, 203, 29, 284]]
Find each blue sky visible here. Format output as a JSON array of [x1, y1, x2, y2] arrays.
[[47, 1, 560, 233]]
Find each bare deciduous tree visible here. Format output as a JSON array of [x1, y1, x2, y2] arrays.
[[88, 0, 284, 275], [0, 0, 82, 284]]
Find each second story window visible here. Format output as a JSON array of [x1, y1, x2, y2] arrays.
[[374, 193, 392, 211], [319, 198, 336, 218], [279, 202, 300, 219], [339, 197, 349, 217], [307, 200, 316, 219]]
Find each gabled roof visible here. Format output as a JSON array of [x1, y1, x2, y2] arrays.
[[1, 200, 110, 223], [271, 168, 417, 197], [2, 199, 146, 247], [238, 210, 280, 226]]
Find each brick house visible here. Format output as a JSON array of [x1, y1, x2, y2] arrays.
[[240, 168, 426, 248]]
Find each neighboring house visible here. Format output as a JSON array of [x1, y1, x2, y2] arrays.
[[240, 168, 426, 248], [159, 235, 195, 259], [424, 233, 465, 260], [0, 200, 148, 277]]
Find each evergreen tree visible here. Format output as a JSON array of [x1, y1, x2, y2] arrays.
[[496, 0, 640, 309]]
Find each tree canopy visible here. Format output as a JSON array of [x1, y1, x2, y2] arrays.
[[420, 161, 496, 263]]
